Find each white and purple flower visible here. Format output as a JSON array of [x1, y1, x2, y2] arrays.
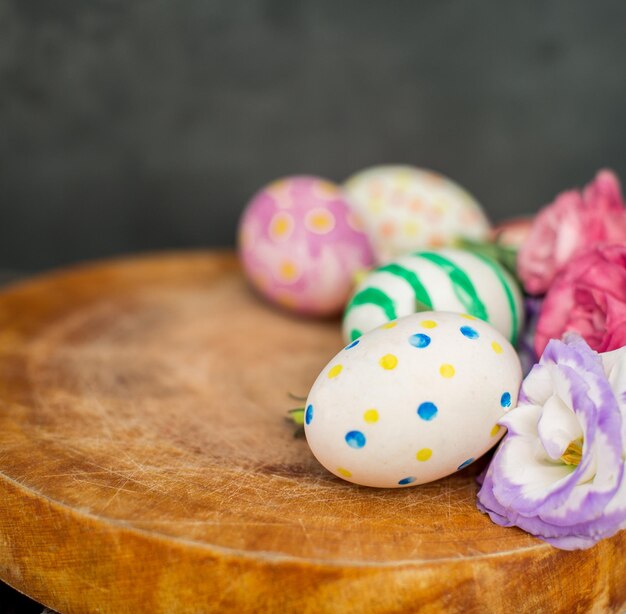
[[477, 334, 626, 550]]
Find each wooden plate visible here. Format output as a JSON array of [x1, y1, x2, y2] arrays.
[[0, 251, 623, 613]]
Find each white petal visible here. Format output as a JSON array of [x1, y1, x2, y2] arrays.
[[496, 432, 575, 505], [602, 347, 626, 451], [537, 394, 583, 460], [600, 346, 626, 377], [499, 403, 542, 436], [521, 364, 554, 405]]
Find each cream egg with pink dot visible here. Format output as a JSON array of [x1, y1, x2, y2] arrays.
[[304, 311, 522, 488], [238, 176, 375, 316], [343, 165, 492, 264]]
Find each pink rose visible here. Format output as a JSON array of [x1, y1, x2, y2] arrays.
[[517, 170, 626, 295], [534, 244, 626, 356]]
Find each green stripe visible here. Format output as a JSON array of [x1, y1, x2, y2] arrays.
[[417, 252, 488, 322], [349, 328, 363, 342], [345, 287, 397, 321], [473, 253, 519, 343], [378, 263, 433, 311]]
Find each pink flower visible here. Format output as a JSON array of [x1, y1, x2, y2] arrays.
[[534, 244, 626, 356], [517, 170, 626, 295]]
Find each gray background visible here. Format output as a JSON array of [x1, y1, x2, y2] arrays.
[[1, 0, 626, 271]]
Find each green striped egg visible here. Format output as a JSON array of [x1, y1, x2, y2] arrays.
[[343, 248, 524, 344]]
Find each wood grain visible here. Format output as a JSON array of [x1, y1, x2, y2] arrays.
[[0, 251, 623, 613]]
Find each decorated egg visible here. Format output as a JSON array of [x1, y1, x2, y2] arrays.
[[238, 176, 374, 316], [343, 247, 524, 345], [305, 311, 522, 488], [343, 165, 491, 263]]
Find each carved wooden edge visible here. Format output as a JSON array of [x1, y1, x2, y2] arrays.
[[1, 454, 624, 613]]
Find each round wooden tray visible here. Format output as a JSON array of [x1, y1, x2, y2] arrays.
[[0, 251, 623, 613]]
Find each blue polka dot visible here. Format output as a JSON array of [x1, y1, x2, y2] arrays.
[[345, 430, 366, 448], [305, 404, 314, 425], [457, 458, 474, 471], [345, 339, 360, 350], [409, 333, 431, 349], [398, 476, 416, 485], [417, 402, 438, 421], [501, 392, 512, 408], [460, 326, 479, 339]]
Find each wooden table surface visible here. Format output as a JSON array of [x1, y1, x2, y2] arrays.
[[0, 251, 623, 613]]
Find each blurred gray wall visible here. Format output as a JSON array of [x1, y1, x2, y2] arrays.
[[1, 0, 625, 270]]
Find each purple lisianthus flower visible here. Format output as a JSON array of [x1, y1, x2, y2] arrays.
[[477, 334, 626, 550]]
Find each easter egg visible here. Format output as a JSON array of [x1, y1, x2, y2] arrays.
[[238, 176, 375, 316], [304, 312, 522, 488], [343, 248, 524, 345], [343, 165, 491, 263]]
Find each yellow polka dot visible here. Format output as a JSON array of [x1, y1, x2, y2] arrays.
[[439, 364, 455, 378], [367, 197, 384, 214], [313, 180, 339, 199], [403, 220, 420, 237], [268, 180, 292, 208], [461, 314, 477, 320], [379, 354, 398, 370], [353, 268, 370, 285], [382, 321, 397, 329], [278, 259, 299, 282], [393, 170, 411, 186], [491, 341, 503, 354], [328, 364, 343, 379], [433, 200, 448, 215], [363, 409, 379, 423], [490, 424, 501, 437], [421, 320, 437, 329], [337, 467, 352, 478], [269, 212, 294, 242], [305, 208, 335, 234], [416, 448, 432, 462]]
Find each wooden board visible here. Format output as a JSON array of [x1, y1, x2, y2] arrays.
[[0, 251, 623, 613]]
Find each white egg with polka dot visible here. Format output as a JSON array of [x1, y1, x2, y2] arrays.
[[304, 311, 522, 488]]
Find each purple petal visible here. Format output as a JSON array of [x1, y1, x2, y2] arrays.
[[477, 335, 626, 550]]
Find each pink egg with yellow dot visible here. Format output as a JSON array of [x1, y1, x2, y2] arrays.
[[343, 165, 492, 264], [304, 311, 522, 488], [238, 176, 375, 316]]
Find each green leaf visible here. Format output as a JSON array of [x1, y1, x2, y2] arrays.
[[454, 238, 520, 280], [287, 407, 305, 426], [288, 392, 308, 402]]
